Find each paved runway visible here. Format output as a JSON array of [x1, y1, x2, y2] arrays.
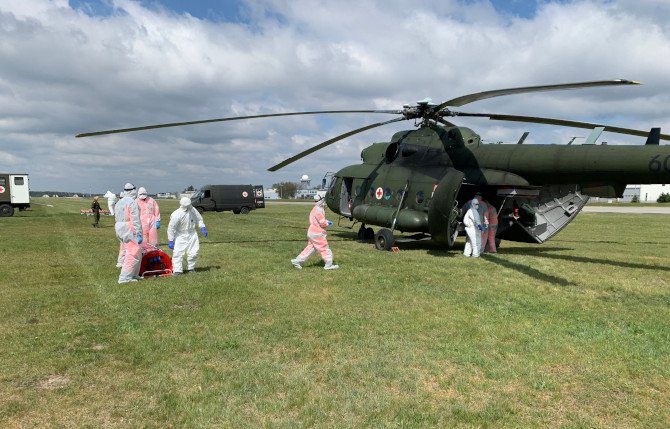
[[582, 205, 670, 214]]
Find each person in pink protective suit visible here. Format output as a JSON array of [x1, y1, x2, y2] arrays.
[[115, 183, 143, 283], [477, 195, 490, 253], [484, 201, 499, 253], [136, 187, 161, 250], [291, 194, 339, 270]]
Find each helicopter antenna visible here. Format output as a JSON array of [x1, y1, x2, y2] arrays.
[[516, 132, 530, 144], [567, 137, 582, 145]]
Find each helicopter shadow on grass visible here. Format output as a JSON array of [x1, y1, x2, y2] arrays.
[[479, 252, 576, 287], [501, 247, 670, 272]]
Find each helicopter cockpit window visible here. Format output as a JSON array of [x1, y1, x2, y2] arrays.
[[355, 186, 361, 197], [416, 191, 425, 204], [369, 187, 375, 199]]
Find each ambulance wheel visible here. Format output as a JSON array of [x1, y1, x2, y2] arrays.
[[240, 207, 250, 214], [0, 204, 14, 217], [196, 206, 204, 214], [233, 209, 240, 214], [495, 238, 502, 249], [374, 228, 394, 251]]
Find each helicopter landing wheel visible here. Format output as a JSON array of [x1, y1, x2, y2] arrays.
[[374, 228, 394, 251], [358, 225, 374, 240]]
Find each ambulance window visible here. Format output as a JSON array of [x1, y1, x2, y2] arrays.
[[14, 177, 23, 185], [0, 178, 5, 186], [204, 190, 211, 198]]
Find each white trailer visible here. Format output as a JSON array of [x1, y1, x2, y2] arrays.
[[0, 173, 30, 217]]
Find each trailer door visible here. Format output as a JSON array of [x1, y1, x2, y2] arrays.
[[9, 175, 30, 204]]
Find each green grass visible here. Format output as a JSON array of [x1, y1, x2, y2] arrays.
[[1, 198, 669, 428]]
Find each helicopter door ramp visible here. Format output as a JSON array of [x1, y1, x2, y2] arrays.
[[497, 184, 589, 243]]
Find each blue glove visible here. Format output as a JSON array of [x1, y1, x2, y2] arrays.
[[137, 234, 143, 244], [168, 240, 174, 250], [201, 227, 208, 237], [477, 225, 483, 231], [326, 221, 333, 226], [155, 220, 161, 229]]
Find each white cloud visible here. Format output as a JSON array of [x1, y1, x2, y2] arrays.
[[0, 0, 668, 192]]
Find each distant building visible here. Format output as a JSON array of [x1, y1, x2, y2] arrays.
[[619, 184, 668, 202], [295, 189, 318, 199], [264, 189, 279, 199]]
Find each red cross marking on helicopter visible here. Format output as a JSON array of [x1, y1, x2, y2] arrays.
[[375, 187, 383, 200]]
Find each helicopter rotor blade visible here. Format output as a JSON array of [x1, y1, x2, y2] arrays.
[[267, 117, 407, 171], [434, 79, 640, 111], [76, 109, 401, 138], [452, 112, 670, 141], [434, 117, 457, 127]]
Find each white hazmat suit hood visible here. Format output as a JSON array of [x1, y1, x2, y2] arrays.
[[314, 194, 326, 207], [138, 187, 148, 200], [124, 183, 137, 199], [180, 196, 192, 211]]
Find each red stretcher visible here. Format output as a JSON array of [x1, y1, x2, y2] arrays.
[[139, 248, 173, 278]]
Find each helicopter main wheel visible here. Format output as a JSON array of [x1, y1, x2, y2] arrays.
[[374, 228, 395, 251], [446, 205, 461, 248], [357, 225, 375, 241]]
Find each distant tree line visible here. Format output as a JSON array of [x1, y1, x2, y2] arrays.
[[272, 182, 298, 198]]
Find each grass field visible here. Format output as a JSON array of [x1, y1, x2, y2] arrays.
[[1, 197, 669, 428]]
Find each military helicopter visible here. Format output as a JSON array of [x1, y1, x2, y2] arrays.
[[77, 79, 670, 250]]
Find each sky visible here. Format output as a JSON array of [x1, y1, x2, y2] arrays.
[[1, 0, 670, 194]]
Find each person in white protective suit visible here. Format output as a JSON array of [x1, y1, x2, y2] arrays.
[[463, 197, 483, 258], [137, 187, 161, 250], [104, 190, 117, 216], [115, 183, 143, 283], [291, 194, 339, 270], [168, 197, 207, 275]]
